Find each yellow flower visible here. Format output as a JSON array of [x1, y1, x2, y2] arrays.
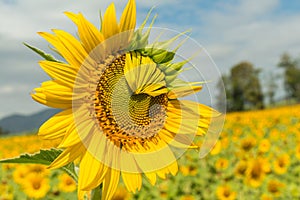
[[210, 140, 222, 155], [220, 137, 229, 149], [180, 195, 195, 200], [258, 139, 270, 153], [267, 179, 284, 197], [260, 194, 273, 200], [30, 0, 219, 199], [216, 185, 236, 200], [269, 129, 279, 141], [28, 164, 49, 176], [180, 165, 198, 176], [234, 160, 247, 178], [240, 136, 256, 152], [112, 186, 131, 200], [58, 173, 77, 193], [0, 181, 13, 200], [215, 158, 229, 170], [296, 144, 300, 160], [273, 153, 290, 174], [245, 158, 267, 187], [22, 174, 50, 199], [13, 165, 29, 184]]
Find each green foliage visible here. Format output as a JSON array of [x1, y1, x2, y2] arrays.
[[23, 43, 61, 62], [278, 53, 300, 102], [266, 73, 277, 105], [217, 61, 264, 112], [0, 149, 78, 181]]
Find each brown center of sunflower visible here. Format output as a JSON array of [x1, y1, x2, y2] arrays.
[[268, 182, 280, 193], [251, 164, 262, 179], [32, 181, 41, 190], [94, 54, 168, 149], [223, 188, 231, 197]]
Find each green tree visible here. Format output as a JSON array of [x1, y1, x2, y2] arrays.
[[266, 73, 277, 105], [278, 53, 300, 102], [231, 62, 264, 111], [219, 61, 264, 112]]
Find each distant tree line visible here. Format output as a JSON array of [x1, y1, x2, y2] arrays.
[[217, 53, 300, 112]]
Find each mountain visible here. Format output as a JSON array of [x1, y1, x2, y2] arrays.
[[0, 109, 60, 134]]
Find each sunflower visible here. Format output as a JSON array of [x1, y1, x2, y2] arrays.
[[273, 153, 290, 174], [258, 139, 270, 153], [30, 0, 218, 199], [179, 165, 198, 176], [267, 179, 284, 197], [295, 144, 300, 160], [22, 174, 50, 199], [240, 136, 256, 152], [234, 160, 247, 178], [215, 158, 229, 170], [245, 158, 268, 188], [180, 195, 195, 200], [216, 185, 236, 200], [28, 164, 50, 176], [13, 164, 29, 184], [260, 194, 273, 200], [58, 173, 77, 193], [111, 186, 131, 200]]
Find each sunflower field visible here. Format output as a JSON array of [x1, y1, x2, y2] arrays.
[[0, 104, 299, 200]]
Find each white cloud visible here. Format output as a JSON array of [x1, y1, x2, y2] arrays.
[[192, 0, 300, 74]]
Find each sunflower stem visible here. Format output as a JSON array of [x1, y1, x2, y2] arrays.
[[91, 184, 102, 200]]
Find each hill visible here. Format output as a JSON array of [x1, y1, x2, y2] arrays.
[[0, 109, 60, 134]]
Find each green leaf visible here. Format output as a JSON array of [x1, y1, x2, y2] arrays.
[[0, 149, 78, 182], [23, 43, 61, 62], [91, 184, 102, 200]]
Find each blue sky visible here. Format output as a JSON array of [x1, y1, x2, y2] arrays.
[[0, 0, 300, 119]]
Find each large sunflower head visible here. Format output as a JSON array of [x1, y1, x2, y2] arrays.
[[30, 0, 221, 199]]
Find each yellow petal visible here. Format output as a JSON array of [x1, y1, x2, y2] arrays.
[[165, 118, 199, 135], [38, 109, 73, 140], [38, 31, 91, 69], [166, 100, 220, 136], [39, 60, 76, 88], [78, 13, 105, 53], [77, 190, 86, 200], [48, 143, 85, 169], [124, 52, 166, 96], [167, 161, 178, 176], [156, 161, 178, 179], [57, 121, 92, 148], [119, 0, 136, 32], [120, 150, 139, 173], [168, 85, 202, 99], [102, 3, 120, 39], [53, 29, 89, 65], [87, 129, 107, 164], [32, 81, 73, 108], [64, 11, 79, 24], [31, 92, 71, 109], [156, 166, 168, 179], [78, 151, 108, 191], [144, 172, 156, 185], [134, 138, 176, 173], [158, 128, 198, 149], [168, 100, 220, 118], [102, 168, 120, 200], [121, 172, 142, 193]]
